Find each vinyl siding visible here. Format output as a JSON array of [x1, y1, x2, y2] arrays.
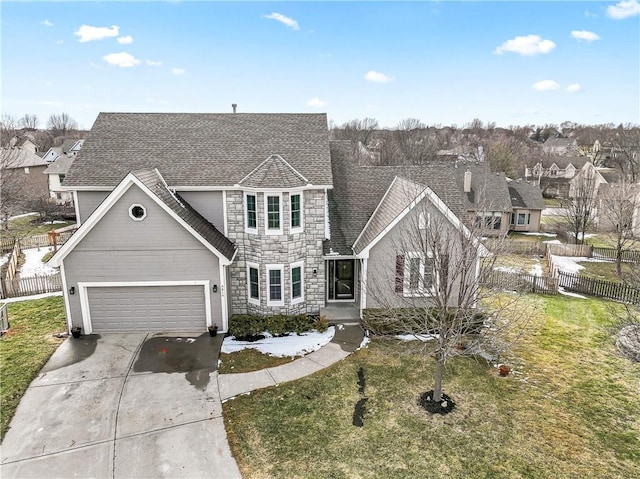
[[176, 191, 225, 232], [63, 185, 223, 329], [76, 191, 110, 223]]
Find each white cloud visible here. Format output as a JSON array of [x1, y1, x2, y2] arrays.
[[566, 83, 582, 93], [103, 52, 141, 68], [571, 30, 600, 41], [532, 80, 560, 91], [172, 68, 186, 76], [584, 10, 597, 18], [117, 35, 133, 44], [75, 25, 119, 42], [146, 60, 162, 66], [40, 20, 53, 27], [307, 97, 327, 108], [263, 12, 299, 30], [364, 70, 394, 83], [494, 35, 556, 56], [607, 0, 640, 19]]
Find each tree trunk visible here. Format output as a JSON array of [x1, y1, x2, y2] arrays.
[[432, 354, 445, 402]]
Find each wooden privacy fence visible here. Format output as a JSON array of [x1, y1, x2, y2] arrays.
[[557, 271, 640, 305], [483, 270, 559, 295], [546, 243, 592, 257], [0, 273, 62, 299], [0, 230, 76, 253], [0, 303, 9, 334], [4, 240, 21, 280], [484, 240, 546, 256], [591, 247, 640, 264]]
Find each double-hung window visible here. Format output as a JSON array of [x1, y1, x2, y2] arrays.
[[245, 193, 257, 233], [290, 193, 303, 233], [265, 194, 282, 235], [267, 264, 284, 306], [247, 262, 260, 305], [290, 261, 304, 304], [397, 252, 435, 296]]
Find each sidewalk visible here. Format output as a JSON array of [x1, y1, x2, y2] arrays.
[[219, 324, 365, 400]]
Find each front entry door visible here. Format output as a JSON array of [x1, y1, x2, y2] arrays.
[[327, 259, 355, 300]]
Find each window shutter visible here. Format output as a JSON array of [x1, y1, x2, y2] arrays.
[[395, 255, 405, 293]]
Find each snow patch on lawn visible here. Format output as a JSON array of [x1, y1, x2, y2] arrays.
[[551, 255, 588, 274], [0, 254, 8, 267], [494, 266, 519, 273], [558, 288, 587, 299], [222, 327, 335, 357], [543, 239, 562, 244], [396, 334, 438, 342], [522, 232, 557, 237], [20, 247, 56, 277], [529, 263, 544, 276]]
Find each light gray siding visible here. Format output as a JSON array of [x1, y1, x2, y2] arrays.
[[365, 198, 466, 309], [76, 191, 110, 223], [63, 185, 224, 330], [177, 191, 225, 232]]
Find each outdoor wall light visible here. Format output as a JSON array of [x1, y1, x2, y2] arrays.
[[313, 269, 317, 277], [69, 287, 75, 295], [213, 285, 218, 293]]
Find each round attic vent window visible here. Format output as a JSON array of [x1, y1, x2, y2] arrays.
[[129, 204, 147, 221]]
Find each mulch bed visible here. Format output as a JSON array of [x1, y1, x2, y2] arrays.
[[418, 390, 456, 415]]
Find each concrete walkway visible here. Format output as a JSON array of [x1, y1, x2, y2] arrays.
[[218, 324, 365, 400], [1, 325, 364, 479]]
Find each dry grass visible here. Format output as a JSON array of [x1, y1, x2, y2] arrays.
[[219, 349, 299, 374], [223, 295, 640, 479]]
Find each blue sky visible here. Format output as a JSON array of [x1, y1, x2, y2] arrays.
[[2, 1, 639, 130]]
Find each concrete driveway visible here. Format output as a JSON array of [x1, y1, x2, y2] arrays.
[[0, 333, 241, 479]]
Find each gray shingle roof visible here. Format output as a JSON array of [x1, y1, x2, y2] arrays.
[[326, 141, 467, 255], [131, 169, 236, 261], [452, 162, 512, 212], [64, 113, 333, 188], [507, 179, 544, 210], [239, 154, 308, 188], [353, 176, 426, 254], [43, 156, 74, 175], [539, 156, 589, 170], [2, 148, 49, 168]]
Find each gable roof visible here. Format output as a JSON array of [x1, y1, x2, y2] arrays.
[[43, 155, 74, 175], [2, 148, 48, 168], [507, 179, 544, 210], [238, 154, 308, 188], [327, 141, 468, 255], [538, 156, 589, 170], [452, 162, 512, 212], [64, 113, 333, 188], [49, 168, 236, 267]]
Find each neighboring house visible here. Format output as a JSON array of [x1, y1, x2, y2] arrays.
[[9, 134, 40, 154], [595, 183, 640, 237], [452, 162, 513, 236], [525, 157, 589, 198], [507, 179, 544, 233], [43, 155, 74, 204], [542, 137, 579, 156], [1, 146, 50, 199], [49, 112, 495, 335], [569, 162, 619, 199], [40, 139, 85, 164]]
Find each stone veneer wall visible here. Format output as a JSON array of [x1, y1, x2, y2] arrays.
[[226, 189, 326, 316]]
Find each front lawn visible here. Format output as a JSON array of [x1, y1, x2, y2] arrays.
[[577, 260, 634, 283], [223, 295, 640, 479], [0, 297, 66, 440], [219, 349, 297, 374]]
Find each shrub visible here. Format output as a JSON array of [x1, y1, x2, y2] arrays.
[[229, 314, 265, 338], [265, 314, 289, 337], [363, 308, 487, 336], [315, 315, 329, 333]]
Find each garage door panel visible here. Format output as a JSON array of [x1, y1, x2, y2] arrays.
[[87, 285, 206, 333]]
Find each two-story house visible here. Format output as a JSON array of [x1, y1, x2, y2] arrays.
[[49, 112, 489, 335], [525, 157, 589, 198]]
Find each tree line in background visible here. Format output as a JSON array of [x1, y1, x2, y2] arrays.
[[330, 117, 640, 180], [1, 112, 84, 151]]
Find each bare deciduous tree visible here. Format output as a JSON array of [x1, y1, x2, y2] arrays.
[[47, 112, 78, 137], [20, 114, 39, 130], [562, 168, 598, 244], [610, 124, 640, 181], [598, 181, 640, 276], [363, 179, 535, 410]]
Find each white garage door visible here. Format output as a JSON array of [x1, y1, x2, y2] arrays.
[[87, 285, 207, 333]]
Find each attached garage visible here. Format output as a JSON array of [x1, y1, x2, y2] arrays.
[[79, 282, 211, 334]]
